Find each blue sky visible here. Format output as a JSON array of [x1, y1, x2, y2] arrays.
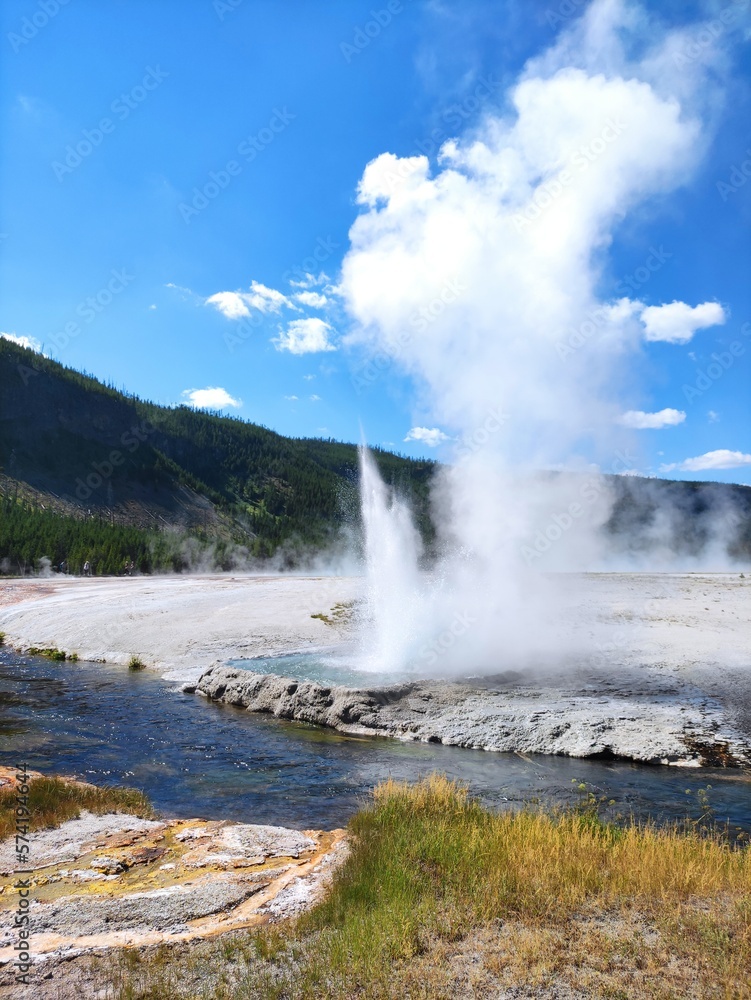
[[1, 0, 749, 482]]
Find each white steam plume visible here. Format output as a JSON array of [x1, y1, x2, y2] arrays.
[[343, 0, 733, 674]]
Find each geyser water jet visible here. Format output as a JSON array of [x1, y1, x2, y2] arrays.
[[356, 445, 568, 678], [357, 444, 424, 672]]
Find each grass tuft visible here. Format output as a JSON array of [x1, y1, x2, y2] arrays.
[[0, 775, 154, 840], [27, 646, 69, 661], [127, 655, 146, 670], [311, 601, 357, 628]]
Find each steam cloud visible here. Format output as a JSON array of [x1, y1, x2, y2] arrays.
[[344, 0, 747, 674]]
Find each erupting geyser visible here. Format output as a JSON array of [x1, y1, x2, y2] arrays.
[[356, 445, 569, 678], [357, 444, 424, 672], [343, 1, 745, 678]]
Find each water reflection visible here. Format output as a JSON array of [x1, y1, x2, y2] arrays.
[[0, 651, 748, 832]]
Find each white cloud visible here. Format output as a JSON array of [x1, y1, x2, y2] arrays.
[[661, 450, 751, 473], [165, 281, 201, 303], [618, 407, 685, 429], [148, 304, 157, 311], [309, 394, 321, 402], [708, 410, 719, 423], [274, 318, 336, 355], [206, 281, 293, 320], [1, 332, 42, 352], [294, 290, 328, 309], [181, 387, 242, 410], [205, 291, 251, 320], [404, 427, 449, 448], [284, 394, 298, 401], [357, 153, 429, 207], [303, 374, 315, 381], [289, 271, 329, 289], [244, 281, 292, 312], [640, 301, 726, 344]]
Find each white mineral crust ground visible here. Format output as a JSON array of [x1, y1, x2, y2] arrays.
[[1, 573, 749, 765]]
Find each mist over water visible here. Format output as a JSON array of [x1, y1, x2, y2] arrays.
[[356, 445, 578, 677]]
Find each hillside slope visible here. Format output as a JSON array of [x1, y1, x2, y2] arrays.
[[1, 339, 749, 574], [0, 340, 434, 570]]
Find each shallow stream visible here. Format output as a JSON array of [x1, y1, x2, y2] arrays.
[[1, 650, 749, 832]]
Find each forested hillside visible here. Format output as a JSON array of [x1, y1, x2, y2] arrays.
[[0, 339, 434, 573], [1, 338, 749, 575]]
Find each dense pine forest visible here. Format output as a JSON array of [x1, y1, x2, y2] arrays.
[[0, 338, 435, 574]]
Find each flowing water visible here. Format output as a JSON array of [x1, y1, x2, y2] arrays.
[[1, 649, 749, 833]]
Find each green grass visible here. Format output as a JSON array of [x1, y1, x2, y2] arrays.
[[311, 601, 357, 628], [0, 775, 155, 841], [294, 776, 751, 992], [27, 646, 75, 661], [98, 775, 751, 999], [128, 655, 146, 670]]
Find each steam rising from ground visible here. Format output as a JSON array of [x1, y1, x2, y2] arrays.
[[345, 0, 747, 674]]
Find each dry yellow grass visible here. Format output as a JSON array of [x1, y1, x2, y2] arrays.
[[0, 775, 154, 840], [93, 774, 750, 999]]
